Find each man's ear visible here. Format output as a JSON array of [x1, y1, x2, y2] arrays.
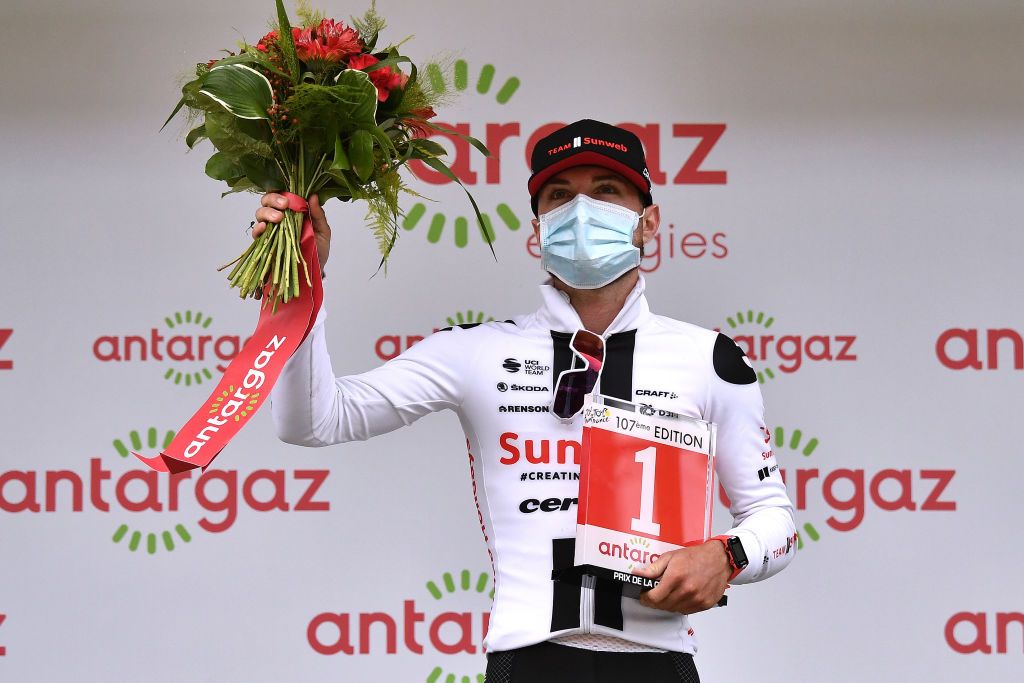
[[639, 204, 660, 245], [531, 217, 540, 241]]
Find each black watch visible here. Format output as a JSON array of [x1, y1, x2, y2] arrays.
[[713, 535, 749, 579]]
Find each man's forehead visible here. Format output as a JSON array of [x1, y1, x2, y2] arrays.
[[543, 165, 631, 186]]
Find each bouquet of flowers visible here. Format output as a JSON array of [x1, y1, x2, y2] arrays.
[[162, 0, 490, 308]]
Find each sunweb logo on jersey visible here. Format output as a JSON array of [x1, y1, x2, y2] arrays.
[[308, 568, 493, 682], [0, 427, 331, 553], [715, 426, 957, 555], [401, 58, 732, 273], [374, 309, 496, 361], [92, 309, 248, 388], [716, 310, 858, 384]]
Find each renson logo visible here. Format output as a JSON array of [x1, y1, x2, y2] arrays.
[[308, 568, 493, 682], [718, 426, 957, 552], [398, 59, 729, 260], [717, 310, 858, 383], [92, 310, 248, 387], [0, 427, 330, 553], [945, 611, 1024, 654], [375, 310, 495, 361], [936, 328, 1023, 370]]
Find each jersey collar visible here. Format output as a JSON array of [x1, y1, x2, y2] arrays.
[[536, 273, 652, 335]]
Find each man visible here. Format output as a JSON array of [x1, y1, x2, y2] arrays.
[[253, 120, 796, 682]]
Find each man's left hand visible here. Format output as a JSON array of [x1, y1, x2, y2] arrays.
[[633, 540, 732, 614]]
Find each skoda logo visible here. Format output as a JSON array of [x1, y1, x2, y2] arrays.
[[502, 358, 521, 373], [497, 382, 509, 392]]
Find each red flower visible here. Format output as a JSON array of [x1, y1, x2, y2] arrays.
[[255, 27, 302, 53], [348, 53, 407, 102], [403, 106, 437, 138], [294, 19, 363, 64]]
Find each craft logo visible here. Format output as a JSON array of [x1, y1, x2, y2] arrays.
[[945, 611, 1024, 654], [0, 427, 330, 554], [718, 426, 957, 553], [399, 59, 730, 272], [92, 310, 248, 388], [935, 327, 1023, 370], [0, 328, 12, 371], [307, 568, 493, 681], [375, 310, 494, 361], [718, 310, 858, 383]]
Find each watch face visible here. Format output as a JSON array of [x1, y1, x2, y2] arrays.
[[729, 536, 749, 568]]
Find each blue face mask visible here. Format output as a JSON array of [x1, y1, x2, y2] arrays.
[[539, 194, 645, 289]]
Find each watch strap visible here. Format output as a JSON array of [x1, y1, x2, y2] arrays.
[[711, 535, 747, 582]]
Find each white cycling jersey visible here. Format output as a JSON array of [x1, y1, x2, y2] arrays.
[[271, 273, 796, 655]]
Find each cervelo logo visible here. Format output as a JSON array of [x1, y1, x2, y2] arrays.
[[0, 328, 12, 371], [717, 426, 956, 552], [935, 327, 1023, 370], [308, 568, 493, 682], [0, 427, 330, 552], [375, 310, 494, 361], [183, 334, 284, 461], [400, 59, 730, 267], [945, 611, 1024, 654], [717, 310, 858, 384], [92, 310, 248, 387]]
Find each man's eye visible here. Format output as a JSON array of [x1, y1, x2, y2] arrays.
[[549, 189, 570, 199], [598, 184, 619, 193]]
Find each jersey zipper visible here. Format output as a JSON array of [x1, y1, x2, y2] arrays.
[[580, 574, 596, 633]]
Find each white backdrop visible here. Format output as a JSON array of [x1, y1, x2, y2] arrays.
[[1, 1, 1022, 681]]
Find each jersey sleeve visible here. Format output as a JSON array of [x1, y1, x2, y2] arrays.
[[270, 300, 471, 446], [704, 333, 797, 584]]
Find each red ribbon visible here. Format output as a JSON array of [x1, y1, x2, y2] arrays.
[[134, 192, 323, 473]]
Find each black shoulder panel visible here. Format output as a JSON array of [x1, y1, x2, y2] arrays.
[[713, 333, 757, 385], [438, 319, 517, 333]]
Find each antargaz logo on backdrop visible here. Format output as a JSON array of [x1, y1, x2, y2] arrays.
[[308, 568, 493, 682], [717, 310, 858, 384], [375, 310, 495, 361], [725, 426, 958, 553], [0, 427, 331, 553], [92, 310, 248, 387], [0, 328, 12, 371], [400, 59, 730, 272], [935, 327, 1023, 370], [945, 610, 1024, 654]]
